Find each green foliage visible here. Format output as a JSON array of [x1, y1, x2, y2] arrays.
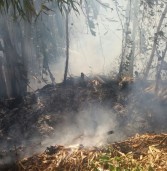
[[90, 151, 145, 171], [0, 0, 36, 20], [0, 0, 82, 20]]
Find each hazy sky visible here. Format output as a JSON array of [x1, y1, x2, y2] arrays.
[[67, 0, 127, 76], [47, 0, 128, 84]]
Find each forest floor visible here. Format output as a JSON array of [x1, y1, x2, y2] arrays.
[[0, 75, 167, 170]]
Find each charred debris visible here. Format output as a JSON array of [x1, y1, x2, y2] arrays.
[[0, 74, 167, 170]]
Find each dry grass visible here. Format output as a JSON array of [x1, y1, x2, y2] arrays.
[[17, 133, 167, 171]]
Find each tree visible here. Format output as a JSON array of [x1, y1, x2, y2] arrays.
[[0, 0, 103, 98], [0, 0, 80, 20], [0, 0, 75, 98], [0, 14, 27, 98], [118, 0, 140, 78], [118, 0, 167, 83], [144, 3, 167, 79], [63, 7, 70, 85]]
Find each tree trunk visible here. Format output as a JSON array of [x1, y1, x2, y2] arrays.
[[63, 9, 69, 85], [118, 0, 131, 78], [0, 15, 27, 98], [144, 4, 167, 80], [129, 0, 139, 77], [155, 42, 167, 92], [0, 50, 8, 98]]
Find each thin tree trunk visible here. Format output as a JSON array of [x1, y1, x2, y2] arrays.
[[118, 0, 131, 78], [63, 9, 69, 85], [144, 4, 167, 80], [155, 42, 167, 92], [0, 53, 8, 98], [129, 0, 139, 77]]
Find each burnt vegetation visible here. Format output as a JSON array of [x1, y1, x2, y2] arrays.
[[0, 0, 167, 170]]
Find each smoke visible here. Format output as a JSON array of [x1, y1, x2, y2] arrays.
[[42, 104, 127, 148], [1, 80, 167, 167], [65, 1, 122, 77], [36, 0, 123, 85], [1, 0, 167, 168], [25, 0, 125, 90]]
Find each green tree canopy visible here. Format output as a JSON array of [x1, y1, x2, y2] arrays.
[[0, 0, 81, 20]]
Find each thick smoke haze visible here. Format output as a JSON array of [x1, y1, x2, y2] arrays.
[[29, 0, 125, 89], [39, 0, 124, 83], [64, 0, 123, 77], [1, 0, 167, 168], [42, 105, 123, 147]]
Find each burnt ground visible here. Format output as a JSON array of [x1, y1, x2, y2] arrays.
[[0, 76, 167, 169]]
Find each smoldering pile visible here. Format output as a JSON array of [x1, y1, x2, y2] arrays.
[[0, 74, 119, 145], [12, 133, 167, 171], [0, 75, 167, 169]]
